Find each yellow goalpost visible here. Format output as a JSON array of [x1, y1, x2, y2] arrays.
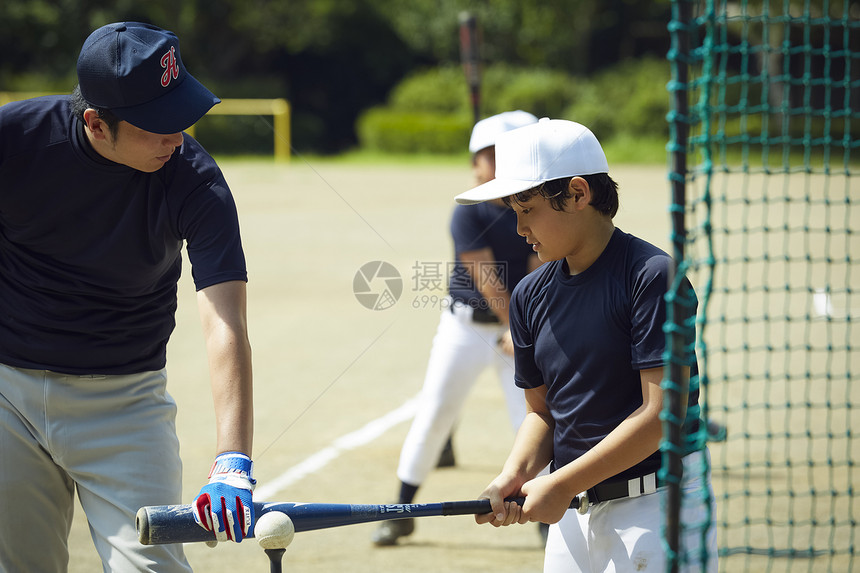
[[0, 93, 290, 162]]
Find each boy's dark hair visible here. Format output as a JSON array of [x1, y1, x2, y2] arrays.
[[70, 85, 121, 140], [502, 173, 619, 217]]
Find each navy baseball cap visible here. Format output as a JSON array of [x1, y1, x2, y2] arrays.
[[77, 22, 220, 134]]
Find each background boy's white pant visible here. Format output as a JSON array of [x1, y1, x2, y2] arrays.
[[0, 363, 192, 573], [397, 305, 526, 486], [544, 450, 718, 573]]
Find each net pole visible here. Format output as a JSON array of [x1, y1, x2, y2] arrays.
[[665, 1, 693, 571]]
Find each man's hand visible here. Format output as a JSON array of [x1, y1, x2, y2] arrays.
[[193, 452, 256, 542]]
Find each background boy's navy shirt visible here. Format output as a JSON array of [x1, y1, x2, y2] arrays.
[[448, 201, 533, 309], [0, 95, 246, 374], [510, 228, 701, 480]]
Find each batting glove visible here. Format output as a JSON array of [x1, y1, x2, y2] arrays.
[[193, 452, 256, 543]]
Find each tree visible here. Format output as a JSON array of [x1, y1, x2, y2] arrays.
[[0, 0, 676, 152]]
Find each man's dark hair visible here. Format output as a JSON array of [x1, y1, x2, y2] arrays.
[[70, 85, 121, 140], [502, 173, 619, 217]]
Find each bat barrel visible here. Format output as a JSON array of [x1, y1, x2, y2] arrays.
[[135, 508, 152, 545], [136, 504, 231, 545]]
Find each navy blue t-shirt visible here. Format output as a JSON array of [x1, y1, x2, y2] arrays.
[[0, 95, 247, 374], [509, 228, 700, 480], [448, 202, 533, 309]]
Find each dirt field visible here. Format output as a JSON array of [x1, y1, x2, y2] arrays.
[[63, 160, 680, 572]]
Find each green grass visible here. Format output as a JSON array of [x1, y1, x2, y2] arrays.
[[215, 135, 669, 166], [214, 135, 858, 171], [292, 148, 470, 166], [601, 135, 669, 165]]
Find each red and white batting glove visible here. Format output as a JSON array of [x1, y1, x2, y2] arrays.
[[193, 452, 256, 543]]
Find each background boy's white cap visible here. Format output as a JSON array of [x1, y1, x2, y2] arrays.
[[468, 110, 538, 153], [456, 118, 609, 205]]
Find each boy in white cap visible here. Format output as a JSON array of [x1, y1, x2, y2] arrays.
[[372, 111, 542, 546], [0, 22, 256, 571], [459, 119, 717, 572]]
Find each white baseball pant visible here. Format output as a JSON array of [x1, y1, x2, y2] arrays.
[[397, 302, 527, 486], [543, 449, 718, 573]]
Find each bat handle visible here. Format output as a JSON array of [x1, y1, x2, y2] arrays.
[[474, 496, 581, 513], [509, 496, 582, 510], [440, 496, 545, 516]]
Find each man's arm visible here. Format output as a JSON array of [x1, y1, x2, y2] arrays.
[[197, 280, 254, 454], [192, 280, 256, 542]]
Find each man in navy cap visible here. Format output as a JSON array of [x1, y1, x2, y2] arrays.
[[0, 22, 256, 571]]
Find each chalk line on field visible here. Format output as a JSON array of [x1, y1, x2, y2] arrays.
[[254, 396, 419, 501]]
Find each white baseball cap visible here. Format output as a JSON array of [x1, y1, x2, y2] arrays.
[[456, 118, 609, 205], [469, 110, 539, 153]]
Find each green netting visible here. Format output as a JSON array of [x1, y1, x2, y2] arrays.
[[664, 1, 858, 572]]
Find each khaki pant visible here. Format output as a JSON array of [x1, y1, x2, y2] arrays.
[[0, 363, 192, 572]]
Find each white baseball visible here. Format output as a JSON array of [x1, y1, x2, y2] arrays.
[[255, 511, 295, 550]]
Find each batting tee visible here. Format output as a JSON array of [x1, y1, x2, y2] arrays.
[[663, 1, 858, 572]]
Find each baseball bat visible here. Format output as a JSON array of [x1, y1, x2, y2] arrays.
[[458, 11, 481, 123], [137, 497, 572, 545]]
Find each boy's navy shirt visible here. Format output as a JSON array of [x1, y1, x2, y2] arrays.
[[0, 95, 246, 374], [510, 228, 700, 481]]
